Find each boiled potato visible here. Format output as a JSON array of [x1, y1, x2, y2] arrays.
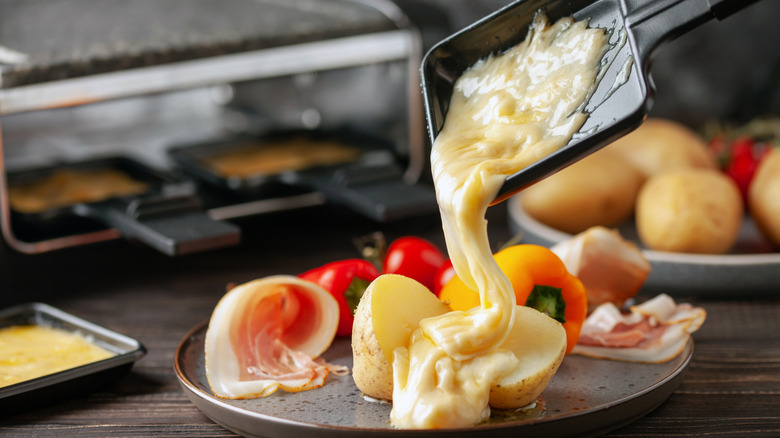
[[606, 118, 715, 177], [749, 148, 780, 247], [351, 274, 449, 400], [636, 168, 743, 254], [522, 148, 644, 234], [489, 306, 566, 409], [351, 274, 567, 410]]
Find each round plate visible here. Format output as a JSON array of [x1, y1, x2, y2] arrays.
[[507, 195, 780, 295], [175, 321, 692, 438]]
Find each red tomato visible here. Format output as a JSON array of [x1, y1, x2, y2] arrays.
[[433, 260, 455, 296], [710, 134, 773, 206], [383, 236, 446, 292]]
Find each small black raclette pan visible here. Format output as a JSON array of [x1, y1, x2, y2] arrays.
[[421, 0, 761, 204], [0, 302, 146, 416], [168, 130, 438, 222], [6, 156, 240, 255], [167, 129, 390, 196]]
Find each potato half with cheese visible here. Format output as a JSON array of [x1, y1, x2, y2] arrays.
[[489, 306, 566, 409], [351, 274, 567, 409], [351, 274, 450, 400]]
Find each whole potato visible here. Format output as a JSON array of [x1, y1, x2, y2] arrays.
[[606, 118, 715, 177], [748, 148, 780, 247], [636, 169, 743, 254], [522, 148, 644, 234]]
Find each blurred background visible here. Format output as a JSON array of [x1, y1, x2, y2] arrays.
[[0, 0, 778, 260]]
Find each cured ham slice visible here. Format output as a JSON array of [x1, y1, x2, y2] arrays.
[[551, 226, 651, 312], [205, 275, 346, 399], [572, 294, 706, 363]]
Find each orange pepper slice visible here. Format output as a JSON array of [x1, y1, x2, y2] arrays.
[[439, 244, 587, 354]]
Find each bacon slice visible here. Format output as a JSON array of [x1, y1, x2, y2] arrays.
[[205, 276, 345, 399], [572, 294, 706, 363]]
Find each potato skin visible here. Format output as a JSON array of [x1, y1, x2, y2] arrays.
[[351, 287, 567, 409], [749, 148, 780, 247], [636, 169, 743, 254], [488, 306, 566, 409], [606, 118, 715, 178], [522, 149, 643, 234], [488, 352, 564, 409], [351, 284, 394, 401]]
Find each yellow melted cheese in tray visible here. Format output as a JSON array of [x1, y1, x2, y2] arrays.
[[8, 169, 148, 214], [201, 138, 361, 179], [0, 325, 116, 388], [391, 14, 608, 428]]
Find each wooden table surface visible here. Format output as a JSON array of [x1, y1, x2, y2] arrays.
[[1, 203, 779, 437]]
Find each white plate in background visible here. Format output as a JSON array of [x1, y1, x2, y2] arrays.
[[507, 195, 780, 296]]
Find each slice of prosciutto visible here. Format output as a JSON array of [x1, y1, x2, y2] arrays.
[[551, 226, 651, 313], [205, 275, 347, 399], [572, 293, 706, 363]]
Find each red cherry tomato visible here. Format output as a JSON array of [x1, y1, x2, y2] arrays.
[[383, 236, 446, 292], [433, 260, 456, 297], [710, 134, 773, 206], [723, 137, 771, 204]]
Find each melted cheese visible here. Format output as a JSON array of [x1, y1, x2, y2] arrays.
[[391, 14, 608, 428], [8, 169, 148, 214], [201, 138, 361, 178], [0, 325, 115, 388]]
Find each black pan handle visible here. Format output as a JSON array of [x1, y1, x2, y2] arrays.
[[74, 195, 240, 256], [706, 0, 760, 19], [625, 0, 762, 68]]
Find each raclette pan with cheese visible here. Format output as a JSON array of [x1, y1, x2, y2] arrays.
[[6, 157, 240, 255], [421, 0, 762, 205], [168, 130, 437, 222]]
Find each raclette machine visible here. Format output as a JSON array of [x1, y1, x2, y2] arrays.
[[0, 0, 435, 255]]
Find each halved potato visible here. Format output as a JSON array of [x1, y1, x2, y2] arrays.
[[351, 274, 567, 410], [490, 306, 566, 409], [351, 274, 450, 400]]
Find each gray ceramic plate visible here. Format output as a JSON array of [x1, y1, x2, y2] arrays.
[[175, 321, 692, 438], [507, 196, 780, 296]]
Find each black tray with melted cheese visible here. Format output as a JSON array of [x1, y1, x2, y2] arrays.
[[6, 157, 240, 255], [167, 130, 379, 196], [0, 302, 146, 416], [167, 130, 437, 222]]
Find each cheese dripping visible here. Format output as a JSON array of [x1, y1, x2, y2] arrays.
[[391, 14, 609, 428]]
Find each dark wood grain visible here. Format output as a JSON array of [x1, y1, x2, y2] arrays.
[[1, 204, 778, 437]]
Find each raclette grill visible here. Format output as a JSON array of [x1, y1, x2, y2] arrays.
[[0, 0, 434, 254]]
